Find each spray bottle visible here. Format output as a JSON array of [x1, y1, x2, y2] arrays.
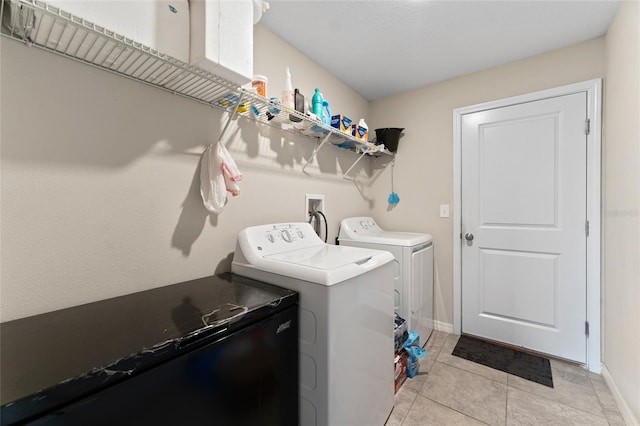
[[282, 67, 294, 110]]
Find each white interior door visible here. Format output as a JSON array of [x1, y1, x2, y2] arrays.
[[461, 92, 588, 362]]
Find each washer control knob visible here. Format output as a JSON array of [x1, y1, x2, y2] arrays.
[[267, 233, 275, 243], [297, 230, 304, 238], [360, 220, 367, 229], [281, 229, 293, 242]]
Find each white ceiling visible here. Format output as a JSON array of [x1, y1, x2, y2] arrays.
[[260, 0, 621, 100]]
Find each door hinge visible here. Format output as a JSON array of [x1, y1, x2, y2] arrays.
[[585, 220, 590, 237], [585, 321, 590, 336], [585, 118, 591, 135]]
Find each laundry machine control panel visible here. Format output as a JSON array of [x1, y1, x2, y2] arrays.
[[339, 217, 431, 247], [266, 225, 305, 244], [237, 223, 323, 257], [357, 219, 379, 232], [341, 216, 383, 236]]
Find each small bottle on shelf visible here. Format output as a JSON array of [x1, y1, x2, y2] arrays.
[[311, 88, 324, 119], [356, 118, 369, 141], [282, 67, 294, 110]]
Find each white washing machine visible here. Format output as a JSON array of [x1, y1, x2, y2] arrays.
[[232, 222, 395, 426], [339, 217, 434, 346]]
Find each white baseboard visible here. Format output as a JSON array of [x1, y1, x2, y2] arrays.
[[434, 321, 455, 334], [602, 364, 640, 426]]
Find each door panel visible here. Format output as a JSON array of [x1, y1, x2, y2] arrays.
[[462, 92, 587, 362], [480, 115, 558, 226], [480, 249, 557, 326]]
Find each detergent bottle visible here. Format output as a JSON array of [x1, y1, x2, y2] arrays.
[[357, 118, 368, 141], [311, 89, 324, 120], [322, 100, 331, 125]]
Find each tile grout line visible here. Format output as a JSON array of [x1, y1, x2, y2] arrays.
[[420, 334, 447, 373], [588, 374, 608, 420], [396, 332, 447, 400], [420, 394, 494, 426], [425, 334, 609, 425], [507, 381, 609, 421], [432, 335, 514, 400], [421, 360, 508, 425], [398, 390, 419, 426], [426, 334, 446, 360], [415, 333, 503, 425], [397, 332, 448, 421], [505, 379, 510, 426], [435, 358, 509, 386], [587, 373, 619, 425]]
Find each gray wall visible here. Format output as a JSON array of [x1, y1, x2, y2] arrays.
[[603, 1, 640, 422]]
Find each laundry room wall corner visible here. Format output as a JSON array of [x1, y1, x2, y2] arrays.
[[602, 1, 640, 423], [368, 37, 605, 328]]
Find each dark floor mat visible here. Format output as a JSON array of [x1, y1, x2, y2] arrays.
[[452, 335, 554, 387]]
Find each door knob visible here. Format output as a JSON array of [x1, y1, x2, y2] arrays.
[[464, 233, 474, 241]]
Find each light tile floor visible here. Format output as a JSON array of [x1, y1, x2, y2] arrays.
[[387, 331, 626, 426]]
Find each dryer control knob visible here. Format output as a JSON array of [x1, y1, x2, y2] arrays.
[[281, 229, 293, 242], [267, 233, 275, 243], [297, 230, 304, 238]]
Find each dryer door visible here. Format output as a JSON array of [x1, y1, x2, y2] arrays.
[[410, 242, 434, 345]]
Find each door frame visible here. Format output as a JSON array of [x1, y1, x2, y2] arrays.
[[452, 79, 602, 372]]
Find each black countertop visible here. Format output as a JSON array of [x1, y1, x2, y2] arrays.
[[0, 273, 297, 423]]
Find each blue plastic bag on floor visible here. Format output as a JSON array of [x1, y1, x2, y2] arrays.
[[405, 344, 428, 378], [405, 331, 420, 347]]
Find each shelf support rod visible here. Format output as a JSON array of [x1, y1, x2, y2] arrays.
[[342, 152, 367, 179], [217, 93, 245, 143], [302, 133, 332, 174]]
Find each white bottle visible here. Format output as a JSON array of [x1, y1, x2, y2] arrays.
[[282, 67, 294, 109], [357, 118, 369, 141]]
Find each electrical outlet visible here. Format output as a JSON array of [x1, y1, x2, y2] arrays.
[[440, 204, 450, 218], [305, 194, 325, 220]]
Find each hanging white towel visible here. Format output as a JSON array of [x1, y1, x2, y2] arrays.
[[200, 142, 242, 214], [219, 141, 242, 195]]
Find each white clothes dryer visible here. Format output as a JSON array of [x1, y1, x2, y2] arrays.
[[339, 217, 434, 346], [232, 222, 395, 426]]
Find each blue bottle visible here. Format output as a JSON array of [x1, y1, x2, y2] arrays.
[[312, 88, 324, 120], [322, 100, 331, 125]]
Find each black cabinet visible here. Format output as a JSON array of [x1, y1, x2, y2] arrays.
[[1, 274, 298, 426]]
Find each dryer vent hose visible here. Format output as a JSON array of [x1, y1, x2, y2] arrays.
[[308, 210, 328, 243]]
